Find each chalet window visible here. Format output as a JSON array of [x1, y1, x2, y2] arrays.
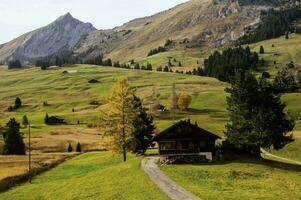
[[160, 142, 174, 150]]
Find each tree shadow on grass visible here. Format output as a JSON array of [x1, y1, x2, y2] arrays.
[[188, 155, 301, 172]]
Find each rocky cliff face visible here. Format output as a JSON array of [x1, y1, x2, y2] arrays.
[[0, 13, 95, 63]]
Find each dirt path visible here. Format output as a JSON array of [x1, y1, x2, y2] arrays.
[[261, 148, 301, 166], [141, 157, 201, 200]]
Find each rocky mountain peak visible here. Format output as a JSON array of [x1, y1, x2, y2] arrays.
[[55, 12, 74, 22], [5, 13, 97, 62]]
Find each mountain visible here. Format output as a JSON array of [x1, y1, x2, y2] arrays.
[[0, 0, 300, 64], [0, 13, 95, 64], [72, 0, 300, 62]]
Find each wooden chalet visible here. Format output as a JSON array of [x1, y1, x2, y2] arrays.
[[153, 120, 221, 160]]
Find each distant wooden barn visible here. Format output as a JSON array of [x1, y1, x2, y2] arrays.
[[153, 120, 221, 160], [47, 116, 67, 125]]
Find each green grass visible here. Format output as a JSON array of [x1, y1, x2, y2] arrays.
[[270, 138, 301, 162], [161, 157, 301, 200], [138, 49, 209, 71], [0, 152, 168, 200], [249, 33, 301, 75], [0, 65, 227, 137], [0, 63, 300, 149]]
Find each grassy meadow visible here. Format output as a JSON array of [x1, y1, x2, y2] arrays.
[[0, 56, 301, 199], [249, 33, 301, 75], [0, 64, 300, 156], [0, 152, 168, 200], [161, 156, 301, 200], [0, 64, 227, 137]]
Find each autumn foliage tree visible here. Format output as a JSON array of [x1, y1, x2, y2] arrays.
[[178, 92, 192, 110], [101, 77, 137, 162], [168, 83, 178, 110]]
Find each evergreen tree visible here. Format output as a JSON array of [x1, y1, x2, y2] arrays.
[[132, 95, 155, 155], [146, 63, 153, 71], [225, 71, 295, 155], [163, 66, 169, 72], [237, 8, 301, 45], [76, 142, 82, 152], [55, 56, 62, 67], [8, 60, 22, 69], [22, 115, 29, 127], [259, 46, 265, 54], [101, 77, 137, 162], [203, 46, 259, 82], [14, 97, 22, 109], [67, 143, 73, 152], [2, 118, 25, 155], [168, 59, 172, 67], [44, 113, 49, 124]]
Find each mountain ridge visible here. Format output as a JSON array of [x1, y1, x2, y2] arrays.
[[0, 13, 95, 64], [0, 0, 300, 64]]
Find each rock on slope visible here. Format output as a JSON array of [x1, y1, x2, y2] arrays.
[[0, 13, 95, 64]]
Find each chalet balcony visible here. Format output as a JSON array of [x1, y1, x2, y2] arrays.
[[159, 149, 201, 155]]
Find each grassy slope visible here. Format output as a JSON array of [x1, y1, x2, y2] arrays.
[[249, 33, 301, 75], [0, 64, 300, 157], [161, 157, 301, 200], [137, 48, 209, 71], [0, 65, 227, 137], [0, 152, 168, 200]]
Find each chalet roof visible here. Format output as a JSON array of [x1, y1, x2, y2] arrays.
[[153, 120, 221, 141], [49, 116, 66, 121]]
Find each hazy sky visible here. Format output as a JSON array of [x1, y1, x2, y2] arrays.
[[0, 0, 189, 44]]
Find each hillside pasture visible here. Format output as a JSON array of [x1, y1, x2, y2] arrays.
[[249, 33, 301, 75], [0, 152, 168, 200], [161, 156, 301, 200]]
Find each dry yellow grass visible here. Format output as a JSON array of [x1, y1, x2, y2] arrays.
[[0, 153, 77, 185]]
